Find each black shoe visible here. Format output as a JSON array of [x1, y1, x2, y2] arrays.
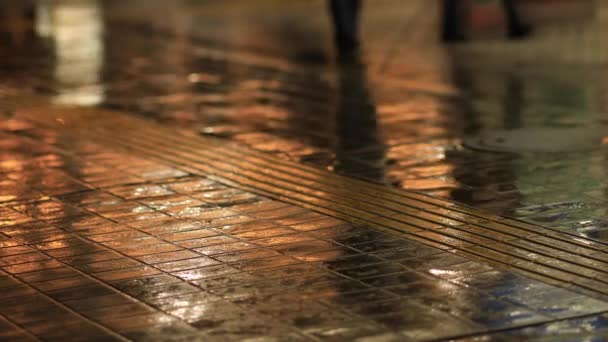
[[336, 34, 360, 55], [442, 32, 466, 43], [508, 25, 532, 39]]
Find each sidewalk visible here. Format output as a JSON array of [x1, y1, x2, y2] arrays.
[[0, 100, 607, 341], [2, 0, 608, 340]]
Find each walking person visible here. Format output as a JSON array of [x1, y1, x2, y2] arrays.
[[328, 0, 533, 53], [328, 0, 362, 53], [442, 0, 532, 42]]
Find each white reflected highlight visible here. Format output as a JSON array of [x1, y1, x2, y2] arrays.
[[38, 0, 105, 106]]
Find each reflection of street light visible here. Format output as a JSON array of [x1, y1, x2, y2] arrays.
[[429, 268, 460, 278], [38, 0, 104, 106]]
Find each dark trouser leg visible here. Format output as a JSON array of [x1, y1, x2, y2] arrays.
[[329, 0, 362, 52], [502, 0, 531, 38], [442, 0, 465, 42]]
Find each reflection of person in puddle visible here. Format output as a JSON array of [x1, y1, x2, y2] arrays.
[[333, 55, 387, 184], [0, 1, 36, 46], [446, 58, 524, 216]]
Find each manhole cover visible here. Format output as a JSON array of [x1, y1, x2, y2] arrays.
[[464, 127, 608, 153]]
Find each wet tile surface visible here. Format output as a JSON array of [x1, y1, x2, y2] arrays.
[[0, 111, 604, 340], [2, 0, 608, 340], [1, 107, 608, 341], [1, 0, 603, 244], [0, 0, 606, 244]]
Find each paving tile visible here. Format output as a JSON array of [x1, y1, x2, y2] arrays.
[[0, 283, 38, 299], [508, 288, 608, 319], [118, 243, 184, 257], [18, 267, 82, 283], [3, 1, 608, 340], [148, 291, 224, 313], [88, 230, 150, 243], [0, 252, 50, 267], [47, 283, 118, 302], [42, 242, 107, 258], [23, 319, 118, 341], [135, 250, 201, 265], [232, 255, 302, 272], [463, 313, 608, 341], [59, 250, 124, 265], [307, 321, 391, 341], [159, 228, 219, 242], [172, 264, 242, 282], [84, 302, 157, 321], [179, 235, 238, 248], [2, 259, 64, 275], [415, 291, 550, 330], [373, 309, 479, 341], [62, 292, 139, 312], [33, 275, 97, 292], [103, 236, 166, 249], [139, 221, 204, 235], [76, 258, 144, 273], [360, 271, 433, 288], [131, 282, 201, 301], [94, 266, 163, 282], [212, 248, 280, 263], [235, 227, 297, 241], [193, 241, 259, 255], [155, 257, 220, 272], [192, 272, 263, 290], [0, 275, 21, 289], [0, 246, 35, 257], [108, 184, 175, 200]]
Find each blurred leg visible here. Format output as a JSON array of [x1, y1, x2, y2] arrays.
[[502, 0, 532, 38], [329, 0, 362, 52], [442, 0, 466, 42]]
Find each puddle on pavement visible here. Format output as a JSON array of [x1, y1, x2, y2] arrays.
[[465, 127, 608, 153]]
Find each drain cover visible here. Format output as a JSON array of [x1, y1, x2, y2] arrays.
[[463, 127, 608, 153]]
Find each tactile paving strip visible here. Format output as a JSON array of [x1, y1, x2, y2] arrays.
[[18, 104, 608, 299]]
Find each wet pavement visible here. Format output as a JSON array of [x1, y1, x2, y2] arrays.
[[2, 0, 608, 340], [2, 0, 606, 241], [3, 99, 608, 341]]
